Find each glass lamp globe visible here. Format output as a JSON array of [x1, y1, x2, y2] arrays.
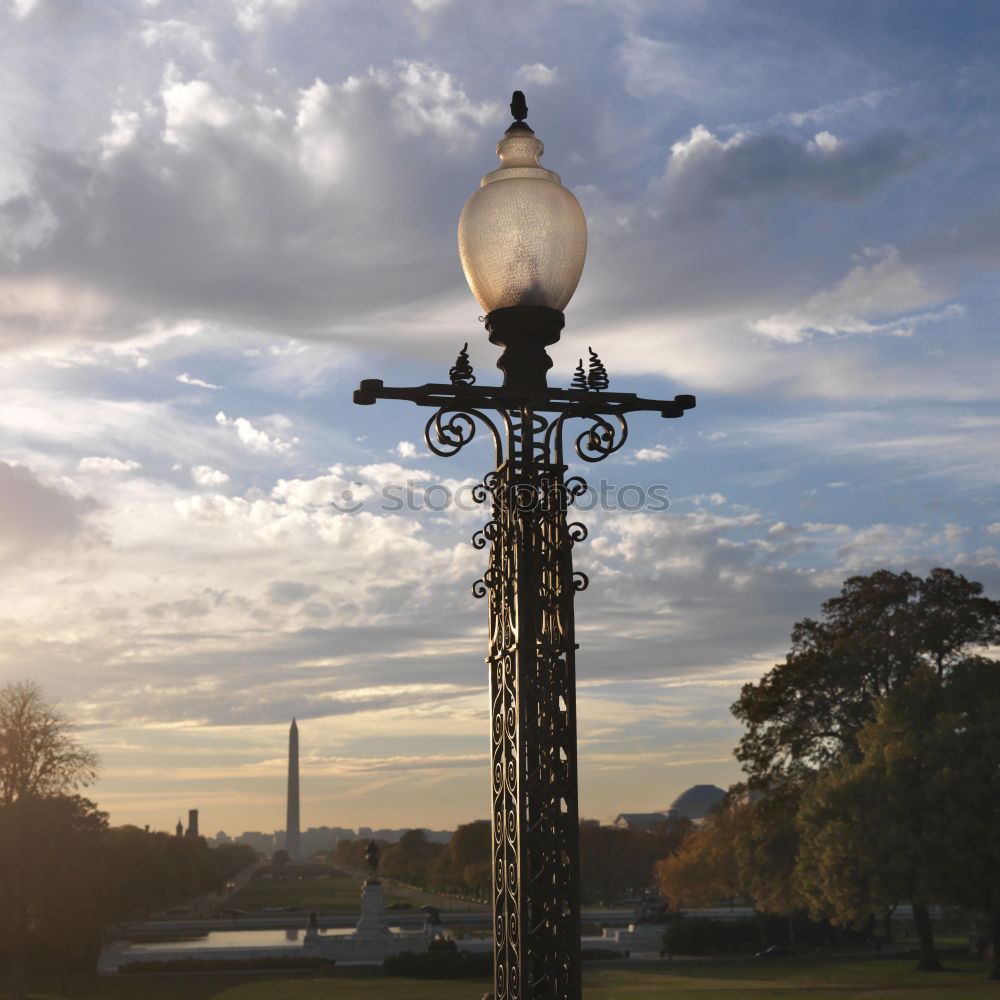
[[458, 116, 587, 315]]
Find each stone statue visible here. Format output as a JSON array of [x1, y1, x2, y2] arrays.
[[364, 839, 380, 880]]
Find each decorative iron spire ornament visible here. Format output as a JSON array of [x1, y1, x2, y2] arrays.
[[586, 348, 609, 392], [571, 358, 588, 391], [449, 343, 476, 386]]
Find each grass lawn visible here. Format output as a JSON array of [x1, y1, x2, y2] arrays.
[[7, 955, 998, 1000], [584, 956, 998, 999], [220, 866, 416, 915]]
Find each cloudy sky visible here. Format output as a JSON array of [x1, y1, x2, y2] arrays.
[[1, 0, 998, 839]]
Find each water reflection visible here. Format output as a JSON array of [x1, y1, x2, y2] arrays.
[[135, 927, 409, 951]]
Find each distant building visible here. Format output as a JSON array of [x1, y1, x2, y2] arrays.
[[216, 825, 454, 854], [664, 784, 726, 824], [186, 809, 199, 838], [175, 818, 183, 838], [235, 830, 276, 854], [612, 812, 668, 831], [612, 785, 728, 832], [299, 826, 355, 858]]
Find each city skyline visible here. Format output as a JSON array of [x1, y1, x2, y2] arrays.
[[1, 1, 999, 834]]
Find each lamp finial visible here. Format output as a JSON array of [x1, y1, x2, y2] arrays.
[[510, 91, 528, 122]]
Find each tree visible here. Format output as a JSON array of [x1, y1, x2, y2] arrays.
[[733, 569, 1000, 785], [656, 804, 745, 909], [430, 820, 491, 894], [379, 829, 445, 885], [580, 821, 691, 905], [796, 669, 952, 970], [0, 795, 112, 988], [925, 657, 1000, 979], [0, 681, 101, 1000], [730, 785, 805, 925], [450, 820, 490, 873], [730, 569, 1000, 970], [462, 860, 492, 897], [656, 790, 808, 949], [0, 680, 99, 806]]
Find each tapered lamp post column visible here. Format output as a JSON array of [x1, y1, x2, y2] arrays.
[[355, 93, 695, 1000]]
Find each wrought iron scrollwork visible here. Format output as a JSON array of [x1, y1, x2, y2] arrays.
[[425, 408, 475, 457], [472, 520, 499, 550], [574, 412, 628, 462], [424, 406, 506, 466]]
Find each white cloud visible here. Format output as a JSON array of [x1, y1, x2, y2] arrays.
[[987, 523, 1000, 536], [162, 75, 239, 148], [271, 466, 356, 507], [750, 246, 960, 343], [836, 523, 927, 567], [660, 123, 929, 212], [177, 373, 221, 389], [810, 130, 840, 153], [231, 0, 312, 32], [927, 523, 965, 547], [516, 63, 557, 86], [293, 77, 347, 185], [767, 521, 796, 538], [782, 89, 900, 128], [632, 445, 671, 462], [98, 109, 143, 161], [140, 18, 215, 61], [687, 493, 727, 507], [392, 61, 501, 142], [803, 522, 853, 535], [667, 123, 743, 173], [215, 411, 297, 454], [8, 0, 41, 19], [78, 456, 142, 475], [191, 465, 230, 486], [392, 440, 417, 459]]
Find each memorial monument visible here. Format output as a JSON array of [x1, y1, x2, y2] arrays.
[[286, 718, 300, 861]]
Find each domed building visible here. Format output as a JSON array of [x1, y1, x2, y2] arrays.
[[666, 784, 726, 824]]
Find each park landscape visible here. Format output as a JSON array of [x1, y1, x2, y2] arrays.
[[2, 567, 999, 998]]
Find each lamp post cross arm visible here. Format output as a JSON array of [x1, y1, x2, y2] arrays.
[[354, 377, 696, 419]]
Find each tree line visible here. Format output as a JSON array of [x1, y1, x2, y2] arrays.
[[656, 568, 1000, 979], [0, 680, 257, 999], [332, 816, 692, 904]]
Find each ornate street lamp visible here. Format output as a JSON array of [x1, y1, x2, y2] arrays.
[[355, 93, 695, 1000]]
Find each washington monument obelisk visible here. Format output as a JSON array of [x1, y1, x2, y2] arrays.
[[286, 718, 301, 861]]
